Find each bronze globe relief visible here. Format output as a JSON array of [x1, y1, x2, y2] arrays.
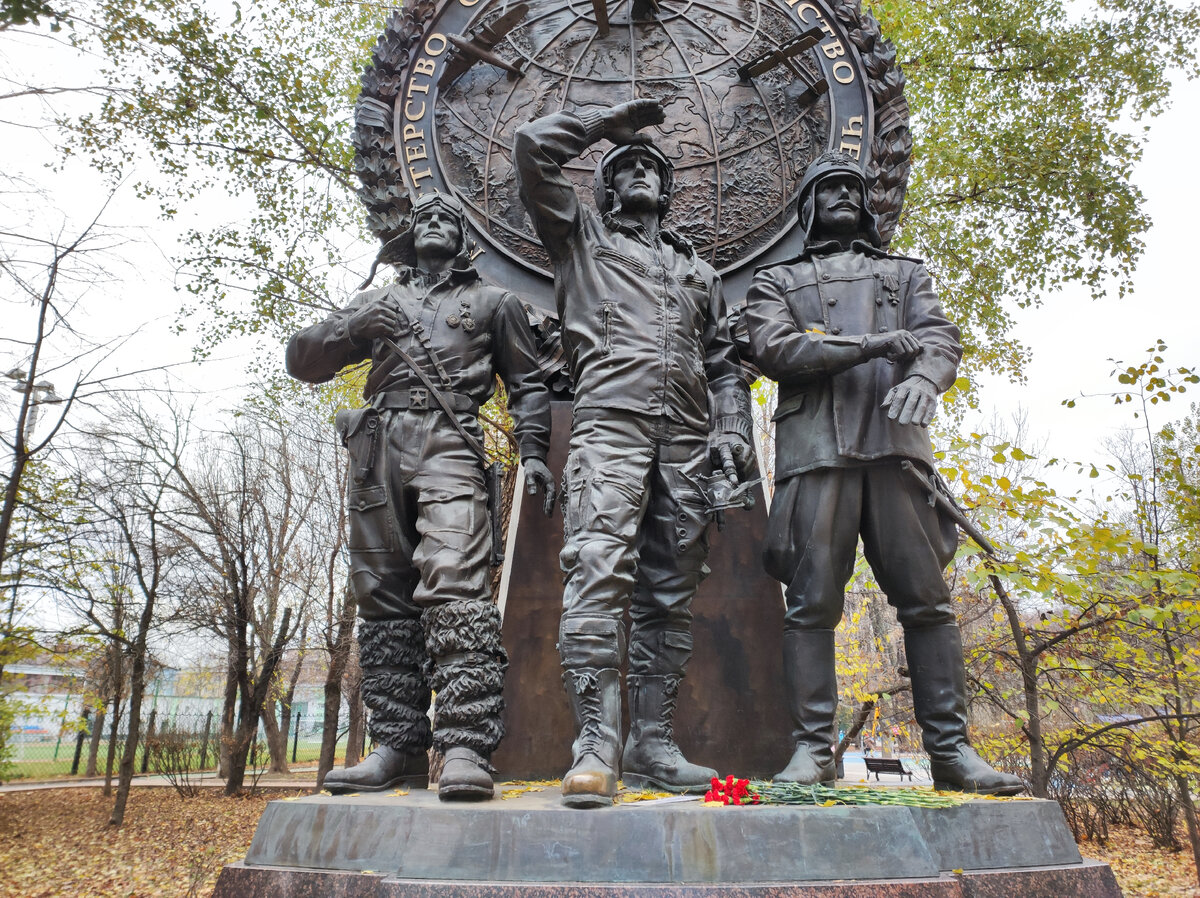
[[353, 0, 911, 313]]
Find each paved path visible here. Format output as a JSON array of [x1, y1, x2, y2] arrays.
[[0, 767, 321, 793], [3, 753, 934, 794], [837, 750, 934, 787]]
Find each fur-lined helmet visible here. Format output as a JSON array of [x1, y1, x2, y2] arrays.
[[593, 140, 675, 219], [796, 151, 882, 248]]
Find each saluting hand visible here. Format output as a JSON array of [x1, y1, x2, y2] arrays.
[[604, 99, 666, 145]]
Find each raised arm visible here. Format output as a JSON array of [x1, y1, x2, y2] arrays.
[[513, 100, 664, 259]]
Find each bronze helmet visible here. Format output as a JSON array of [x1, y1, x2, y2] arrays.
[[796, 151, 882, 248], [593, 140, 675, 220]]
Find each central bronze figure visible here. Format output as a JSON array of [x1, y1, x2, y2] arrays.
[[515, 99, 756, 808]]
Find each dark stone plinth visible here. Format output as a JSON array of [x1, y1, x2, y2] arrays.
[[220, 789, 1120, 898], [494, 400, 792, 781], [909, 800, 1082, 870], [243, 789, 938, 883]]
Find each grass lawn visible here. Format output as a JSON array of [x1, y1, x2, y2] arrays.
[[0, 787, 1196, 897]]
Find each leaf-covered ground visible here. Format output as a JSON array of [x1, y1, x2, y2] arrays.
[[0, 787, 307, 898], [0, 788, 1195, 897], [1087, 827, 1200, 898]]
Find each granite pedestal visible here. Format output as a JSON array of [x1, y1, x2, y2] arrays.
[[213, 789, 1122, 897]]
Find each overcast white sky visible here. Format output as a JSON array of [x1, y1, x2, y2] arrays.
[[2, 20, 1198, 475]]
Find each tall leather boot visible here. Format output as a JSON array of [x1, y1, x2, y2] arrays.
[[775, 628, 837, 784], [324, 618, 431, 793], [561, 667, 622, 807], [622, 675, 715, 792], [424, 600, 509, 801], [905, 624, 1024, 796]]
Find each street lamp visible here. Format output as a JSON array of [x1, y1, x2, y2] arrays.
[[3, 368, 63, 437]]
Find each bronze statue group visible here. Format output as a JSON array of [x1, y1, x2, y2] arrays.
[[287, 99, 1024, 809]]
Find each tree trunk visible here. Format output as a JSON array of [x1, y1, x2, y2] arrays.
[[218, 633, 239, 779], [225, 608, 292, 795], [990, 572, 1048, 797], [261, 700, 288, 775], [109, 640, 149, 826], [318, 584, 356, 788], [102, 698, 121, 796], [317, 675, 344, 788], [85, 704, 105, 777]]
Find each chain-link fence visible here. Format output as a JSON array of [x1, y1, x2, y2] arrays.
[[4, 706, 345, 781]]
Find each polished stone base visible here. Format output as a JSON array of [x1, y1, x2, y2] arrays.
[[213, 789, 1122, 897]]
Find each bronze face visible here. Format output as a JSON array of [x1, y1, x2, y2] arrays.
[[610, 149, 663, 216], [413, 207, 462, 262], [812, 176, 862, 238]]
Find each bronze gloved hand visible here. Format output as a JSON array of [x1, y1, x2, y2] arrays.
[[710, 431, 753, 483], [603, 98, 666, 144], [347, 298, 400, 342], [523, 457, 558, 517], [882, 375, 939, 426], [861, 329, 922, 363]]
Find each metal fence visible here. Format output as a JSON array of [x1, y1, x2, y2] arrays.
[[4, 706, 344, 781]]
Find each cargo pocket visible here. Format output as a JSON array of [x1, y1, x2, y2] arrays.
[[421, 485, 476, 536], [348, 483, 396, 553], [563, 459, 592, 539]]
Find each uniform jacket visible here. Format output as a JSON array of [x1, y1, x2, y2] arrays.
[[286, 265, 551, 462], [744, 239, 961, 479], [513, 112, 750, 436]]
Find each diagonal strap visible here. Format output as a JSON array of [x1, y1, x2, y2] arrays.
[[378, 333, 488, 463]]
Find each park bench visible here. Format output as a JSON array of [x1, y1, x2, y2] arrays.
[[863, 756, 915, 782]]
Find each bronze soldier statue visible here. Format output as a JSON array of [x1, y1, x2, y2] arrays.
[[514, 100, 755, 808], [743, 152, 1024, 796], [286, 193, 555, 801]]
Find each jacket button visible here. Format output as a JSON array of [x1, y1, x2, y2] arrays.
[[876, 297, 884, 306], [821, 273, 830, 281], [879, 326, 888, 332], [830, 327, 841, 335], [827, 298, 837, 306], [678, 512, 688, 522]]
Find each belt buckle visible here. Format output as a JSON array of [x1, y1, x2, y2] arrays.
[[409, 387, 429, 410]]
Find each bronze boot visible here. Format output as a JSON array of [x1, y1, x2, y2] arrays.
[[622, 675, 715, 792], [423, 600, 509, 803], [438, 746, 496, 800], [323, 744, 429, 793], [905, 624, 1024, 796], [775, 629, 837, 784], [561, 667, 622, 808]]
